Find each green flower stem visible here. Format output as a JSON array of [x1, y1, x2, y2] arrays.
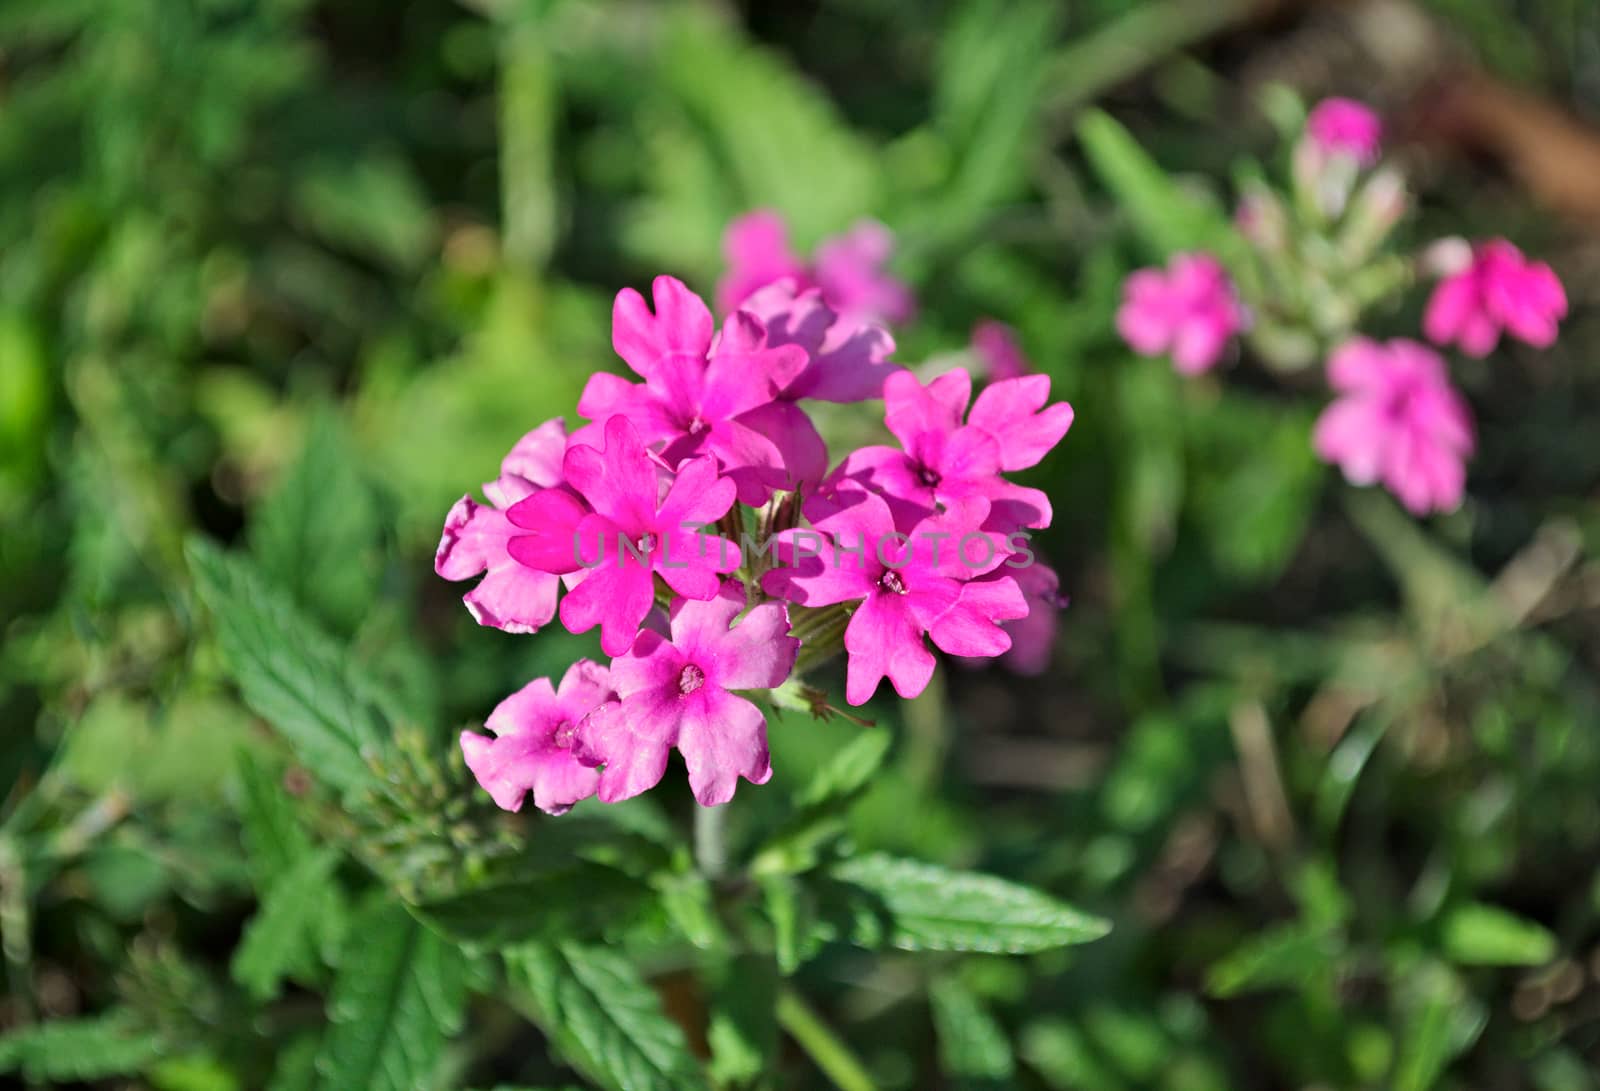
[[693, 800, 728, 880], [776, 987, 878, 1091]]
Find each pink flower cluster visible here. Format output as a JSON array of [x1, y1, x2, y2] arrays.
[[441, 260, 1072, 813], [1112, 97, 1569, 517]]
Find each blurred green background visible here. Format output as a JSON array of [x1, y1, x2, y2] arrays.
[[4, 0, 1600, 1087]]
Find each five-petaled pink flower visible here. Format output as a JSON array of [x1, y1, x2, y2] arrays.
[[435, 419, 570, 633], [1313, 338, 1475, 515], [717, 210, 914, 330], [506, 416, 741, 656], [576, 585, 798, 806], [460, 659, 613, 815], [1306, 98, 1383, 166], [827, 368, 1072, 532], [578, 276, 817, 505], [1423, 239, 1566, 357], [1117, 253, 1246, 375], [763, 491, 1027, 705]]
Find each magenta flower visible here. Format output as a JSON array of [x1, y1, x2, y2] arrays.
[[1306, 98, 1383, 166], [506, 416, 741, 656], [436, 419, 571, 633], [717, 210, 914, 330], [575, 586, 798, 806], [827, 368, 1071, 531], [1313, 338, 1475, 515], [577, 276, 818, 505], [1117, 253, 1246, 375], [739, 280, 900, 404], [460, 659, 613, 815], [971, 320, 1030, 382], [1423, 239, 1567, 357], [763, 491, 1027, 705]]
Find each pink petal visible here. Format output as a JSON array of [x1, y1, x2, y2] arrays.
[[578, 701, 675, 804], [505, 489, 592, 574], [558, 560, 656, 657], [968, 376, 1074, 472], [707, 601, 799, 691], [843, 593, 936, 706], [563, 416, 659, 531], [883, 369, 972, 452], [928, 575, 1029, 658], [484, 419, 568, 507], [676, 691, 772, 806], [612, 275, 715, 378]]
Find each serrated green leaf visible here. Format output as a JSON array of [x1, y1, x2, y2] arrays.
[[506, 941, 701, 1091], [410, 860, 651, 950], [931, 977, 1016, 1087], [235, 749, 314, 888], [231, 849, 339, 1001], [249, 410, 381, 635], [827, 854, 1110, 953], [1076, 108, 1237, 260], [0, 1011, 164, 1082], [315, 901, 466, 1091], [188, 539, 392, 794], [1440, 903, 1557, 967]]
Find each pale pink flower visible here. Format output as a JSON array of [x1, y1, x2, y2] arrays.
[[575, 585, 798, 806], [1313, 338, 1475, 515], [826, 368, 1072, 533], [578, 276, 819, 505], [717, 211, 914, 329], [763, 491, 1027, 705], [435, 419, 570, 633], [1306, 98, 1383, 166], [1423, 239, 1566, 357], [460, 659, 612, 814], [971, 320, 1030, 382], [1116, 254, 1246, 375], [506, 416, 741, 656]]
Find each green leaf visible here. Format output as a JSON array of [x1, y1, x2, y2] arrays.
[[315, 901, 465, 1091], [231, 849, 340, 1001], [931, 977, 1017, 1087], [761, 873, 818, 976], [188, 539, 392, 794], [249, 410, 381, 635], [1392, 962, 1486, 1091], [826, 854, 1110, 953], [235, 749, 315, 888], [409, 860, 651, 951], [506, 942, 701, 1091], [707, 954, 779, 1088], [0, 1012, 163, 1082], [1440, 903, 1557, 967], [1204, 923, 1341, 997], [752, 729, 892, 876], [1076, 108, 1236, 259]]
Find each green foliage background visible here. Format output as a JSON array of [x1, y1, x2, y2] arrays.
[[2, 0, 1599, 1088]]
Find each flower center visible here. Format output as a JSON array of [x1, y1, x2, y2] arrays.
[[878, 570, 908, 595], [634, 532, 657, 555], [917, 464, 942, 488], [551, 720, 578, 749], [677, 663, 706, 696]]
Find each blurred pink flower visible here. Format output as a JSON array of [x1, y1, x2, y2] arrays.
[[717, 210, 914, 329], [1116, 253, 1246, 375], [460, 659, 613, 814], [575, 585, 798, 806], [1313, 338, 1475, 515], [971, 320, 1030, 381], [1306, 98, 1383, 166], [998, 560, 1068, 676], [1423, 239, 1566, 357]]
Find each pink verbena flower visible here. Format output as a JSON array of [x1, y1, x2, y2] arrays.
[[740, 280, 900, 404], [435, 419, 570, 633], [505, 415, 741, 656], [1313, 338, 1475, 515], [1423, 239, 1567, 357], [971, 320, 1031, 382], [763, 491, 1027, 705], [575, 585, 798, 806], [1306, 98, 1383, 166], [717, 211, 914, 329], [997, 560, 1068, 676], [578, 275, 819, 505], [1117, 253, 1246, 375], [460, 659, 613, 815], [827, 368, 1072, 531]]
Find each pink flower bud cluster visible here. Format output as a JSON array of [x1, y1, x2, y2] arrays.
[[440, 227, 1073, 813], [1112, 98, 1569, 517]]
